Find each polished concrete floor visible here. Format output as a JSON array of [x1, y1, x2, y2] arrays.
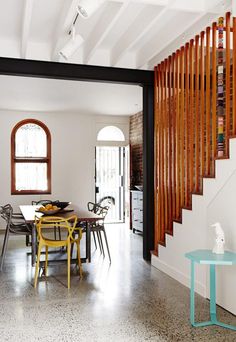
[[0, 224, 235, 341]]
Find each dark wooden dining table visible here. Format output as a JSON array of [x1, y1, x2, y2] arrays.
[[19, 205, 102, 266]]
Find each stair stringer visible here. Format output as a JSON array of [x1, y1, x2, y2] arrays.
[[152, 138, 236, 304]]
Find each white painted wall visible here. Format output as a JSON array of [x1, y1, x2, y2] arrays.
[[152, 138, 236, 315], [0, 109, 129, 226]]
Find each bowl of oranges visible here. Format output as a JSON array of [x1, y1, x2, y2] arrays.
[[36, 203, 61, 215]]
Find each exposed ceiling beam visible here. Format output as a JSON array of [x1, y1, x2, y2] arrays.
[[21, 0, 34, 59], [83, 1, 130, 64], [137, 0, 230, 68], [111, 5, 165, 66], [110, 0, 168, 5], [147, 13, 216, 68], [110, 0, 211, 12], [51, 0, 79, 61], [110, 0, 176, 66]]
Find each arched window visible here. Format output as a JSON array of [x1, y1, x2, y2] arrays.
[[97, 126, 125, 141], [11, 119, 51, 194]]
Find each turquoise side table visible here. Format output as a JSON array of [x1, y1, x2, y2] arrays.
[[185, 249, 236, 331]]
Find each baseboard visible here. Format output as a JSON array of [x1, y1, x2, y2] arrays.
[[151, 254, 207, 298]]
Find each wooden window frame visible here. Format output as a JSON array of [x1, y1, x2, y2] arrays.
[[11, 119, 51, 195]]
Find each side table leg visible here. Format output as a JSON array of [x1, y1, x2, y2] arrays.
[[210, 264, 236, 331], [190, 261, 212, 328], [190, 260, 195, 325], [210, 264, 217, 323]]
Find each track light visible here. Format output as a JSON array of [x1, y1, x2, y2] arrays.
[[59, 26, 84, 60], [77, 0, 105, 19]]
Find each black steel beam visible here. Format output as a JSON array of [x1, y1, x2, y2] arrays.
[[0, 57, 153, 86], [143, 85, 154, 261], [0, 56, 155, 260]]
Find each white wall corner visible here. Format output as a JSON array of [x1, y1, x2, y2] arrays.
[[151, 254, 207, 298]]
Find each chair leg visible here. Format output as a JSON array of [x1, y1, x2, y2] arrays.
[[58, 227, 61, 241], [54, 227, 57, 240], [96, 231, 103, 255], [92, 231, 97, 249], [67, 242, 71, 289], [71, 241, 74, 259], [34, 242, 43, 288], [76, 240, 83, 278], [0, 225, 10, 271], [45, 246, 48, 277], [102, 228, 111, 263], [98, 230, 105, 257], [26, 235, 29, 246], [0, 228, 10, 271]]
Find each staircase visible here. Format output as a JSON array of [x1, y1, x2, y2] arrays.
[[152, 12, 236, 315], [152, 137, 236, 314]]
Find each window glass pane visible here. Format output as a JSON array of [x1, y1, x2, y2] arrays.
[[97, 126, 125, 141], [15, 163, 47, 191], [15, 124, 47, 157]]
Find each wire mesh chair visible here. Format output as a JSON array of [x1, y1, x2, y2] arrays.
[[87, 202, 111, 263], [0, 204, 31, 271], [34, 215, 83, 289], [31, 200, 61, 241]]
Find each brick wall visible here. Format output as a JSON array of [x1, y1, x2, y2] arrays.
[[129, 111, 143, 188]]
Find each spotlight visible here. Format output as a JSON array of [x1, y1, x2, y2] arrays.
[[59, 26, 84, 60], [77, 0, 105, 19]]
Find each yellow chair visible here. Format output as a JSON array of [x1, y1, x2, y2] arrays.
[[34, 215, 83, 289]]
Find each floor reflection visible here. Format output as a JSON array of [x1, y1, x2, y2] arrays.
[[0, 223, 235, 341]]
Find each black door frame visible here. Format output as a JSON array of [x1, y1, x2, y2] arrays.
[[0, 57, 154, 260]]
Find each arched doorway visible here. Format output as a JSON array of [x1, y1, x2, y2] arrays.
[[96, 125, 127, 223]]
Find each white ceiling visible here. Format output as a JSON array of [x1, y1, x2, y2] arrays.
[[0, 75, 142, 115], [0, 0, 231, 114], [0, 0, 232, 69]]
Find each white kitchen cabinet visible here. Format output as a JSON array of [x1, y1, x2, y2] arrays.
[[131, 190, 143, 233]]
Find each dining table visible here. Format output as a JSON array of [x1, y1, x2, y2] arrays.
[[19, 205, 102, 266]]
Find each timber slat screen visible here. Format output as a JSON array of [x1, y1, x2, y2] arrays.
[[154, 12, 236, 254]]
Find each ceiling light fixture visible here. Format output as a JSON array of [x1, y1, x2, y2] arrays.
[[77, 0, 105, 19], [59, 25, 84, 60]]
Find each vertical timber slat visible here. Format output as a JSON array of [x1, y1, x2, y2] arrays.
[[160, 62, 165, 243], [172, 53, 176, 219], [195, 35, 200, 193], [168, 56, 173, 233], [189, 39, 194, 194], [205, 27, 211, 175], [233, 17, 236, 136], [184, 43, 190, 207], [180, 47, 185, 209], [175, 50, 180, 220], [154, 67, 158, 251], [164, 59, 168, 234], [225, 12, 230, 155], [212, 22, 217, 160], [200, 31, 205, 185]]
